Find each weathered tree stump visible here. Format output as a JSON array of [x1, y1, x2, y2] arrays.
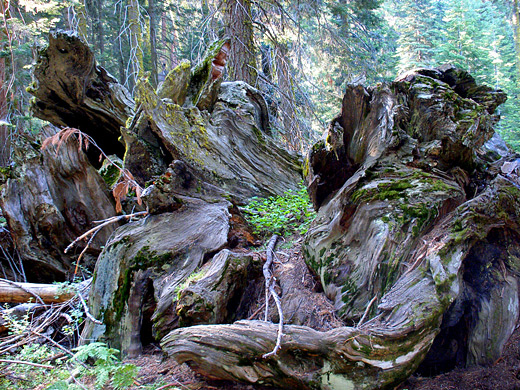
[[72, 34, 303, 356], [161, 66, 520, 389], [0, 126, 117, 281], [28, 30, 134, 159]]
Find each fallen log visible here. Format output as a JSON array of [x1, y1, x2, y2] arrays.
[[0, 278, 90, 304], [161, 67, 520, 389]]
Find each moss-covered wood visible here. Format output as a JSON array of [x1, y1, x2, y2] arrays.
[[161, 66, 520, 389]]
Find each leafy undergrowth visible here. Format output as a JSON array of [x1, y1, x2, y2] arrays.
[[0, 279, 150, 390], [0, 341, 144, 390], [242, 182, 316, 237]]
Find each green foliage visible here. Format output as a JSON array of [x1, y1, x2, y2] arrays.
[[72, 342, 139, 389], [1, 303, 30, 335], [243, 183, 316, 237], [0, 306, 137, 389], [174, 270, 206, 300], [384, 0, 520, 151], [0, 344, 58, 390]]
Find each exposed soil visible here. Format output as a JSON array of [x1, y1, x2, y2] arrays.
[[397, 324, 520, 390], [125, 240, 520, 390]]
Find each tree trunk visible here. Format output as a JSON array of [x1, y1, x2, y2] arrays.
[[512, 0, 520, 85], [148, 0, 158, 87], [275, 41, 300, 152], [128, 0, 144, 90], [161, 66, 519, 389], [85, 0, 104, 63], [223, 0, 258, 86], [0, 0, 10, 166], [165, 10, 179, 67]]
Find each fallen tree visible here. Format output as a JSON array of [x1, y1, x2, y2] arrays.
[[12, 30, 520, 389], [22, 31, 303, 358], [0, 279, 89, 304], [161, 67, 520, 389]]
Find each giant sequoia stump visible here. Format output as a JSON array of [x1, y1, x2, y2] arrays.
[[17, 30, 520, 389], [161, 67, 520, 389], [50, 35, 303, 355]]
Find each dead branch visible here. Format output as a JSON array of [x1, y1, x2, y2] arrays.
[[0, 359, 53, 369], [0, 279, 64, 304], [65, 211, 148, 254], [262, 234, 284, 358], [357, 295, 377, 328], [77, 285, 102, 325]]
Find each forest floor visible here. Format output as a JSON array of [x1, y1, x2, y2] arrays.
[[124, 239, 520, 390]]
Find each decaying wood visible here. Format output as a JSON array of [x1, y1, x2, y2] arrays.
[[0, 278, 90, 304], [0, 278, 94, 356], [161, 66, 520, 389], [24, 30, 520, 389], [28, 30, 134, 159], [81, 200, 233, 356], [175, 249, 261, 328], [0, 126, 118, 281], [77, 32, 301, 357]]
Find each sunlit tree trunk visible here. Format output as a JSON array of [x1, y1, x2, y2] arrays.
[[222, 0, 257, 86], [148, 0, 158, 87], [275, 41, 300, 152], [128, 0, 144, 90], [512, 0, 520, 85], [0, 0, 10, 166]]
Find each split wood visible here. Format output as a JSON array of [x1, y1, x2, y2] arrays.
[[262, 234, 284, 358]]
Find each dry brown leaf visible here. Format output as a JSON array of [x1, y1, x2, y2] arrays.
[[135, 185, 142, 205], [41, 127, 82, 155], [113, 181, 129, 213]]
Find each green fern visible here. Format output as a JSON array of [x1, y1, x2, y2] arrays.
[[112, 364, 140, 389], [71, 342, 139, 389]]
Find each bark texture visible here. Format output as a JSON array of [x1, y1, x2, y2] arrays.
[[28, 30, 134, 159], [161, 66, 520, 389], [69, 33, 303, 356], [0, 126, 117, 281]]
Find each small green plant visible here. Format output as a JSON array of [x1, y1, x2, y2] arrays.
[[243, 182, 316, 237], [174, 270, 206, 300], [74, 342, 139, 389], [47, 342, 139, 390]]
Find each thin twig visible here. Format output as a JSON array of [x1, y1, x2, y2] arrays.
[[357, 295, 378, 328], [0, 359, 53, 369], [65, 211, 147, 253], [247, 302, 266, 320], [30, 330, 88, 369], [73, 229, 99, 276], [76, 284, 102, 325]]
